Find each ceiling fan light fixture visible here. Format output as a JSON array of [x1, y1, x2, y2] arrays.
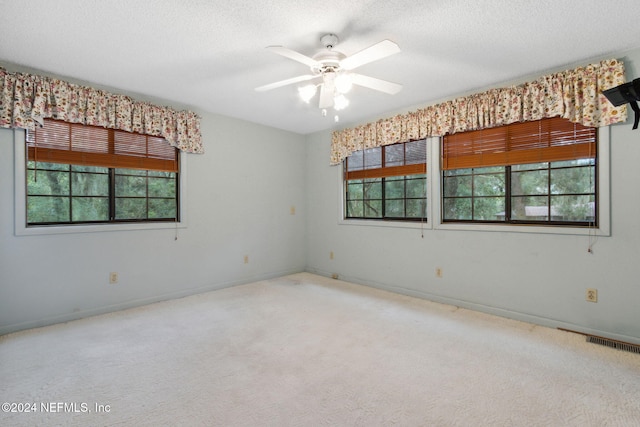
[[298, 84, 317, 103], [334, 73, 353, 94], [333, 94, 349, 111]]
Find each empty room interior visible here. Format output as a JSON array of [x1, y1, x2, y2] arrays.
[[2, 1, 640, 425]]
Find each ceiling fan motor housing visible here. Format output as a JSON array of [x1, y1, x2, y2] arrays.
[[311, 50, 346, 76]]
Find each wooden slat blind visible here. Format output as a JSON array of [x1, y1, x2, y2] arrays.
[[345, 139, 427, 180], [442, 117, 596, 170], [26, 119, 178, 172], [345, 163, 426, 180]]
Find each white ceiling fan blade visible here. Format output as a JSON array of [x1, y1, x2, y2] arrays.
[[255, 74, 317, 92], [266, 46, 319, 68], [340, 40, 401, 71], [318, 80, 335, 109], [351, 73, 403, 95]]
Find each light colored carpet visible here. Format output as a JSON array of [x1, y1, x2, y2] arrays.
[[1, 273, 639, 426]]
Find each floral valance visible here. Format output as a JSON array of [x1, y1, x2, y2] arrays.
[[0, 67, 203, 154], [330, 58, 627, 165]]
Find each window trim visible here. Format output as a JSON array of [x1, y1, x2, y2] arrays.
[[433, 126, 611, 236], [13, 129, 188, 236], [338, 130, 610, 236], [338, 137, 437, 230]]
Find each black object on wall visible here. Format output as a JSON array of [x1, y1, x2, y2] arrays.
[[602, 78, 640, 129]]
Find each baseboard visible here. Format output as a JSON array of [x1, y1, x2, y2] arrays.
[[305, 267, 640, 346], [0, 268, 304, 336]]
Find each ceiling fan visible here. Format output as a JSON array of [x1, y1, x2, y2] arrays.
[[255, 34, 402, 114]]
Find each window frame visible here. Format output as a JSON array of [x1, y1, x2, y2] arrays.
[[338, 130, 610, 236], [25, 162, 180, 226], [441, 160, 597, 226], [339, 137, 436, 230], [14, 129, 188, 236], [343, 139, 428, 222], [433, 126, 611, 236]]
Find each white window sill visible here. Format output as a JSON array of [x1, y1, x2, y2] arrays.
[[15, 221, 187, 237], [434, 221, 608, 236], [338, 218, 431, 230]]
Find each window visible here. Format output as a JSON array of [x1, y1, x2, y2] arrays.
[[441, 117, 597, 226], [26, 119, 179, 226], [344, 139, 427, 221]]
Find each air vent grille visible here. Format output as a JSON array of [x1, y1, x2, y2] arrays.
[[586, 335, 640, 354]]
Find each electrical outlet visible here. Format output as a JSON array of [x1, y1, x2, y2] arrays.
[[109, 272, 118, 284], [586, 288, 598, 303], [436, 267, 443, 278], [330, 251, 334, 260]]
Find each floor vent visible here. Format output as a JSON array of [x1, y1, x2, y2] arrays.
[[586, 335, 640, 355]]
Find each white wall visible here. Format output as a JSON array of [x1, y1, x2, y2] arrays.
[[305, 48, 640, 345], [0, 106, 307, 334]]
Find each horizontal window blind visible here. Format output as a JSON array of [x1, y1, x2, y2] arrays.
[[442, 117, 596, 170], [345, 140, 426, 180], [26, 119, 178, 172]]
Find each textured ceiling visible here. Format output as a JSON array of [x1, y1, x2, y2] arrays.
[[2, 0, 640, 135]]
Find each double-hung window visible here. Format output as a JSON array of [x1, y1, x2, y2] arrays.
[[26, 119, 179, 226], [344, 139, 427, 221], [441, 117, 597, 226]]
